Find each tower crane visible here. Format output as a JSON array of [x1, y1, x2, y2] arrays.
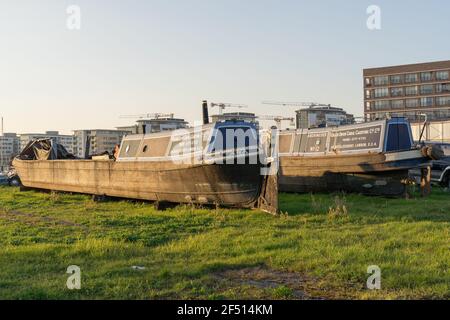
[[119, 113, 174, 120], [258, 115, 295, 128], [210, 102, 248, 115], [262, 101, 332, 108]]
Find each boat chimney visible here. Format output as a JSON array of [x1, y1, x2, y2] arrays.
[[202, 100, 209, 125]]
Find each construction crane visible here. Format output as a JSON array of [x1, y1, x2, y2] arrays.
[[262, 101, 332, 108], [210, 102, 248, 115], [258, 115, 295, 128], [119, 113, 174, 120]]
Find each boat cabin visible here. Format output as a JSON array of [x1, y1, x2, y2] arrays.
[[278, 118, 414, 156], [117, 120, 260, 162]]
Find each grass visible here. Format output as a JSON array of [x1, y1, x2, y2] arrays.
[[0, 186, 448, 300]]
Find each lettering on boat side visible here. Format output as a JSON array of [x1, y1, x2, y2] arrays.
[[330, 125, 383, 151]]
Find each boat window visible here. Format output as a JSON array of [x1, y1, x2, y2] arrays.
[[119, 140, 142, 158], [143, 145, 148, 153], [385, 123, 412, 152], [210, 126, 257, 152]]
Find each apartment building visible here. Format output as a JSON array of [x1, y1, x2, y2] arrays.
[[210, 112, 258, 123], [73, 129, 131, 158], [0, 133, 20, 172], [296, 105, 355, 129], [364, 60, 450, 122], [117, 117, 188, 134]]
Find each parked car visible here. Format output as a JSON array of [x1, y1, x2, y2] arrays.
[[0, 173, 8, 185], [410, 158, 450, 188], [6, 167, 21, 186]]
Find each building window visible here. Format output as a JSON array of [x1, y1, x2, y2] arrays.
[[420, 72, 432, 82], [390, 75, 403, 84], [405, 112, 418, 120], [436, 96, 450, 106], [390, 87, 403, 97], [374, 76, 389, 86], [374, 100, 391, 110], [405, 73, 418, 83], [391, 100, 404, 109], [374, 88, 389, 98], [436, 71, 449, 81], [406, 99, 420, 108], [420, 97, 434, 107], [365, 102, 372, 111], [405, 86, 418, 96], [365, 90, 371, 99], [420, 84, 434, 95], [436, 83, 450, 93], [374, 113, 388, 119], [365, 77, 372, 86]]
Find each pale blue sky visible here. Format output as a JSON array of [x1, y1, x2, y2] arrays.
[[1, 0, 449, 134]]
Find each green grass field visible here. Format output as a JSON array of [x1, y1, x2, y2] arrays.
[[0, 186, 448, 300]]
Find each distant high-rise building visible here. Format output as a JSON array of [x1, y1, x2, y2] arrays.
[[73, 129, 131, 158], [0, 133, 20, 172], [364, 60, 450, 122], [364, 60, 450, 143], [295, 106, 354, 129], [117, 117, 189, 134], [210, 112, 258, 123]]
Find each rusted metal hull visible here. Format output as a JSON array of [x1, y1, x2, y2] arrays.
[[279, 151, 428, 196], [13, 159, 270, 209]]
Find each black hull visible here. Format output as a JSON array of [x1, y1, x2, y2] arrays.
[[13, 159, 278, 212], [279, 151, 428, 196], [279, 170, 409, 196]]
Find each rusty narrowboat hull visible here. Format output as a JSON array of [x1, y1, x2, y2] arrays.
[[277, 118, 433, 196], [12, 120, 279, 213], [13, 158, 266, 207], [279, 150, 427, 196]]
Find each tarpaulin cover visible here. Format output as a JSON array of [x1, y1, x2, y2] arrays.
[[16, 139, 77, 160]]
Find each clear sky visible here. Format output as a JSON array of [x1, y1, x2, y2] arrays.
[[1, 0, 449, 134]]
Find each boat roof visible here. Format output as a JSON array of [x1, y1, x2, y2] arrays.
[[122, 120, 257, 141], [280, 118, 409, 134]]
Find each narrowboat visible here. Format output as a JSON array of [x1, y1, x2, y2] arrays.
[[278, 117, 437, 196], [12, 119, 278, 213]]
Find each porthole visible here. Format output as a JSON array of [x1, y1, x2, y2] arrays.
[[125, 145, 130, 153]]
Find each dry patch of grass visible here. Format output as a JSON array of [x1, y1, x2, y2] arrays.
[[213, 266, 319, 299]]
